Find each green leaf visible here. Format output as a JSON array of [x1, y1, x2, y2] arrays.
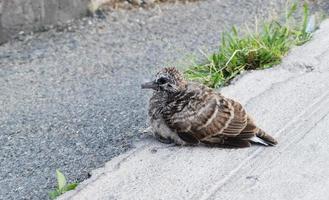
[[301, 3, 310, 33], [232, 26, 238, 37], [287, 2, 297, 19], [56, 169, 67, 191], [63, 183, 78, 192], [48, 190, 60, 200]]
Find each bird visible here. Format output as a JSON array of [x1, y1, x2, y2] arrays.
[[141, 67, 278, 148]]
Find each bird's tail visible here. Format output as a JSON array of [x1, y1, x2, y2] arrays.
[[252, 129, 278, 146]]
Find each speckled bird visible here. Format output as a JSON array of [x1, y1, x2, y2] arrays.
[[141, 67, 277, 148]]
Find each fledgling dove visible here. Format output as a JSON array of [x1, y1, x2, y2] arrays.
[[141, 67, 278, 148]]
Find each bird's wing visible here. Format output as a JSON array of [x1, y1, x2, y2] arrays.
[[163, 91, 249, 143], [221, 99, 249, 138]]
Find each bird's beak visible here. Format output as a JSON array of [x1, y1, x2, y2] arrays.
[[141, 81, 158, 89]]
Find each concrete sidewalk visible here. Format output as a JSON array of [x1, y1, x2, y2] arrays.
[[60, 19, 329, 200]]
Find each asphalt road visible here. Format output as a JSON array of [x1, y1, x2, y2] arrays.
[[0, 0, 327, 199]]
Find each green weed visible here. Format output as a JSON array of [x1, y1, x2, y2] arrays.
[[48, 169, 78, 200], [184, 2, 319, 88]]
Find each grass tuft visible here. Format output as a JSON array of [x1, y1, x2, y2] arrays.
[[184, 2, 319, 88]]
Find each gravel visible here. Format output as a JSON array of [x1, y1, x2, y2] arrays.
[[0, 0, 327, 199]]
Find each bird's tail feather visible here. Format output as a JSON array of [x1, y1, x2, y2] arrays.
[[254, 129, 278, 146], [249, 136, 269, 146]]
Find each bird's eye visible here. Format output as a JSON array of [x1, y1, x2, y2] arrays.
[[157, 77, 168, 84]]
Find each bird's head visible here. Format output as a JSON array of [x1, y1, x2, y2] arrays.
[[141, 67, 187, 93]]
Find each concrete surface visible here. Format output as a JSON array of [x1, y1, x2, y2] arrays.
[[60, 19, 329, 200], [0, 0, 89, 44]]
